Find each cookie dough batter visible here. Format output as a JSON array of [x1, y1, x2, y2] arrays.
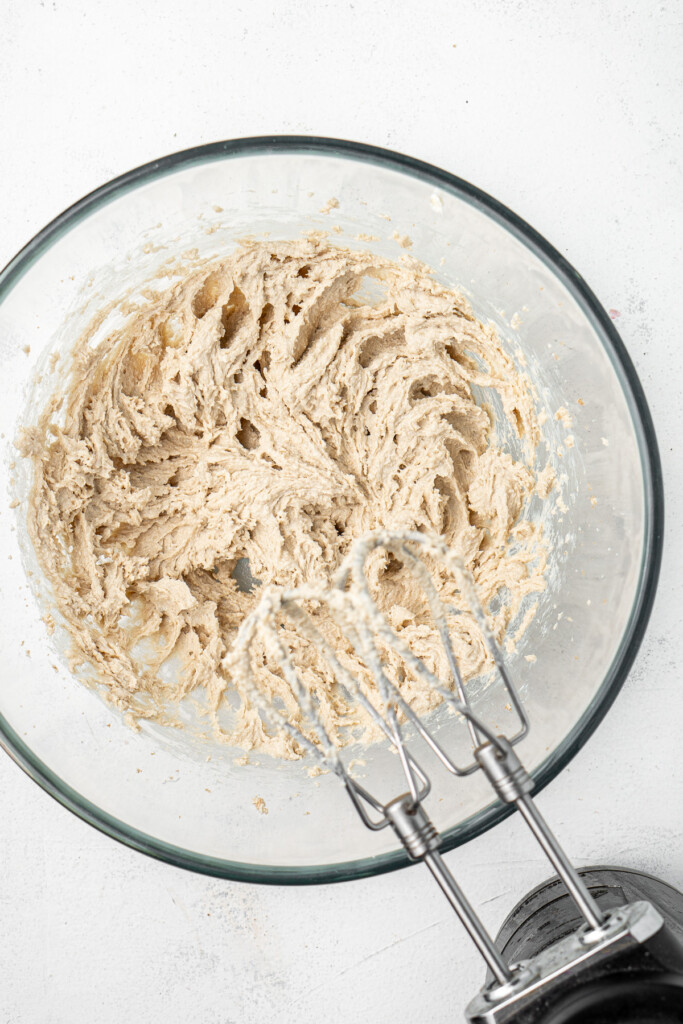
[[21, 239, 545, 757]]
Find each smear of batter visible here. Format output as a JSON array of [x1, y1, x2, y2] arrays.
[[19, 239, 546, 758]]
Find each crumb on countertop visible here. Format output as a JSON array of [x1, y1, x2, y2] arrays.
[[252, 796, 268, 815]]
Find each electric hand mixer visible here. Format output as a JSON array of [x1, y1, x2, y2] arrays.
[[233, 529, 683, 1024]]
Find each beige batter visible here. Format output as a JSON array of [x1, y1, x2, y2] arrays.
[[20, 239, 546, 758]]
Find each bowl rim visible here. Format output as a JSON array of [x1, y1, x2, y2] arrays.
[[0, 135, 664, 885]]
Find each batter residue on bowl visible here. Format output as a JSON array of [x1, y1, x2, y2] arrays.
[[19, 239, 547, 757]]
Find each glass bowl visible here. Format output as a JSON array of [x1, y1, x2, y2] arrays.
[[0, 137, 663, 883]]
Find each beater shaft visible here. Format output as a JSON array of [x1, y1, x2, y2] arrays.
[[384, 794, 513, 985], [515, 794, 603, 932], [474, 737, 604, 931], [424, 851, 512, 986]]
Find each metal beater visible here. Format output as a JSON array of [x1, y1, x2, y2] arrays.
[[232, 530, 683, 1023]]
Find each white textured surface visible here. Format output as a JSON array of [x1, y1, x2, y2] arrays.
[[1, 1, 682, 1020]]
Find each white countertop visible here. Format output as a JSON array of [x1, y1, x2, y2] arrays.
[[1, 1, 681, 1020]]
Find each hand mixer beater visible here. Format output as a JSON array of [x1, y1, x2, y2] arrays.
[[233, 530, 683, 1023]]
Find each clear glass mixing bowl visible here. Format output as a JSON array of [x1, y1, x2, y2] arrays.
[[0, 138, 663, 883]]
